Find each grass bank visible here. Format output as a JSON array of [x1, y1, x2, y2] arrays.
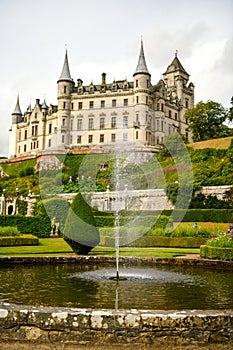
[[0, 238, 199, 258]]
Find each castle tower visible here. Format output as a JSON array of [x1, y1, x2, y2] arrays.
[[9, 95, 23, 157], [133, 40, 152, 145], [57, 50, 74, 148]]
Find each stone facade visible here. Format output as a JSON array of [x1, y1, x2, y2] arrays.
[[9, 41, 194, 158]]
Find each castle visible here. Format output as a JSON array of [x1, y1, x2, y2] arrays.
[[9, 41, 194, 158]]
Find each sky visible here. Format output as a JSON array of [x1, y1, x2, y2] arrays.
[[0, 0, 232, 157]]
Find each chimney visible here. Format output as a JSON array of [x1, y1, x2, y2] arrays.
[[102, 73, 106, 85]]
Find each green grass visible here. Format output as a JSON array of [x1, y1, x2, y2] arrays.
[[0, 238, 199, 258]]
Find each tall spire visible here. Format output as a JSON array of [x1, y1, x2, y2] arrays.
[[58, 50, 73, 82], [133, 39, 150, 76], [12, 95, 22, 115]]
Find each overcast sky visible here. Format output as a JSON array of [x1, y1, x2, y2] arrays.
[[0, 0, 232, 157]]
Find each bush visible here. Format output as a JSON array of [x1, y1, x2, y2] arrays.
[[0, 226, 21, 237], [206, 231, 233, 248], [200, 245, 233, 260], [0, 234, 39, 246], [172, 209, 233, 223], [64, 192, 100, 254], [170, 227, 211, 238], [19, 166, 34, 177], [0, 215, 51, 237], [102, 235, 206, 248]]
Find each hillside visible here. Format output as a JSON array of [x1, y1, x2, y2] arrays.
[[0, 137, 232, 209], [190, 136, 233, 150]]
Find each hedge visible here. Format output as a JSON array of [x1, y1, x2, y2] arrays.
[[0, 234, 39, 247], [102, 235, 207, 248], [200, 245, 233, 260], [94, 214, 170, 228], [0, 215, 51, 238]]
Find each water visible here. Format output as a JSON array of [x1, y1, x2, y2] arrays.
[[0, 264, 233, 310]]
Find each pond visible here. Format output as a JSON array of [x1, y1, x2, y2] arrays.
[[0, 264, 233, 310]]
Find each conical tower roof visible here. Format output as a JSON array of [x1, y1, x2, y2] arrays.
[[164, 52, 189, 76], [133, 40, 150, 76], [58, 50, 73, 82], [12, 95, 22, 115]]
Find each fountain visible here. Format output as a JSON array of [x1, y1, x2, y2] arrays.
[[0, 137, 233, 347]]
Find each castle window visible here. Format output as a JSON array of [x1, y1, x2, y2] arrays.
[[123, 133, 128, 141], [88, 118, 94, 130], [147, 80, 149, 88], [161, 121, 164, 132], [88, 135, 93, 143], [100, 134, 104, 143], [112, 99, 116, 107], [71, 102, 74, 110], [62, 118, 66, 126], [77, 135, 81, 143], [156, 120, 160, 131], [77, 119, 82, 130], [135, 80, 138, 88], [112, 84, 117, 91], [48, 139, 51, 147], [185, 99, 189, 108], [175, 113, 178, 121], [157, 103, 160, 110], [100, 118, 105, 129], [169, 110, 172, 118], [37, 141, 39, 148], [111, 117, 116, 128], [123, 116, 128, 128], [63, 102, 66, 109], [101, 100, 105, 108], [24, 130, 27, 139], [123, 83, 128, 90], [78, 102, 82, 110], [124, 99, 128, 107], [64, 86, 67, 94], [111, 134, 116, 142], [18, 146, 20, 154], [136, 96, 139, 104], [70, 119, 73, 131], [146, 96, 148, 105], [49, 123, 52, 134], [89, 101, 94, 109], [24, 144, 27, 152], [62, 135, 65, 143], [35, 113, 37, 119], [161, 103, 164, 112], [70, 135, 73, 144], [19, 130, 21, 141], [136, 130, 139, 140], [136, 113, 139, 122]]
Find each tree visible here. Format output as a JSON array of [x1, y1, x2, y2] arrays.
[[184, 100, 232, 142], [228, 96, 233, 123], [63, 192, 100, 254]]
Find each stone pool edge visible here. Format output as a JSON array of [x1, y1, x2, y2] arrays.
[[0, 256, 233, 346]]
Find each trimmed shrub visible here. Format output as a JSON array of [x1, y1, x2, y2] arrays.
[[64, 192, 100, 254], [0, 226, 20, 237], [0, 234, 39, 247], [170, 227, 211, 238], [102, 235, 207, 248], [0, 215, 51, 238], [200, 245, 233, 260], [172, 209, 233, 223]]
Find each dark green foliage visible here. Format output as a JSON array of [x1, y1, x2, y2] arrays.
[[64, 192, 100, 254], [200, 245, 233, 260], [19, 166, 34, 177], [189, 193, 231, 209], [0, 215, 51, 237], [34, 197, 70, 232], [171, 209, 233, 223], [0, 234, 39, 247], [16, 199, 28, 215]]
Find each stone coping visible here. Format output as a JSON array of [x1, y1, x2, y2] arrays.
[[0, 255, 233, 270]]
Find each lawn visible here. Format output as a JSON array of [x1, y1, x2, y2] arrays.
[[0, 238, 199, 258], [173, 221, 228, 233]]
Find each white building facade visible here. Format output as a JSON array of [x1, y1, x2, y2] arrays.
[[9, 41, 194, 158]]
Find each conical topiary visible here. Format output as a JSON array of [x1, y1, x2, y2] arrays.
[[63, 192, 99, 254]]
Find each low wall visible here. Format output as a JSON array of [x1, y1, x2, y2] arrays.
[[0, 256, 233, 347], [0, 303, 233, 347]]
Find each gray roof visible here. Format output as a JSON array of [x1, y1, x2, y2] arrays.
[[58, 50, 73, 82], [134, 40, 150, 76], [12, 95, 22, 115]]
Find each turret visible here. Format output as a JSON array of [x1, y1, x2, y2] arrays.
[[57, 50, 74, 148], [12, 95, 23, 124]]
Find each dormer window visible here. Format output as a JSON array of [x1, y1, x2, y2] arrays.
[[123, 83, 128, 90], [112, 84, 117, 91]]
